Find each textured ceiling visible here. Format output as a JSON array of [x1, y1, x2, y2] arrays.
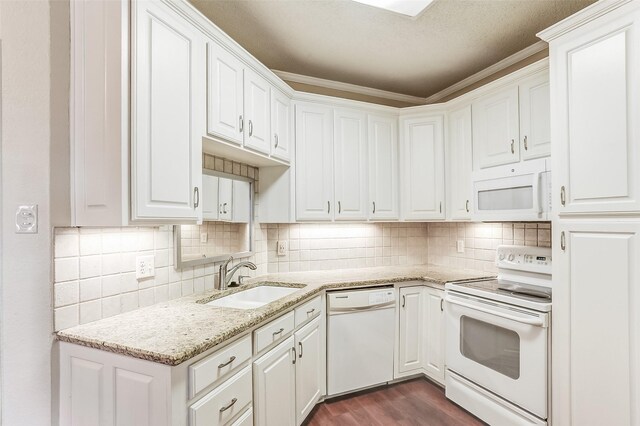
[[190, 0, 595, 98]]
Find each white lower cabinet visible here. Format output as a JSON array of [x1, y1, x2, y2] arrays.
[[553, 220, 640, 426], [294, 317, 323, 425], [253, 336, 297, 426], [395, 285, 446, 385], [423, 288, 445, 385], [190, 366, 253, 426], [397, 286, 424, 375]]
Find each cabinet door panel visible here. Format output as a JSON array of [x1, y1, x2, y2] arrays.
[[553, 221, 640, 426], [244, 69, 271, 154], [334, 108, 368, 220], [368, 114, 399, 220], [202, 175, 219, 221], [519, 72, 550, 160], [295, 318, 322, 425], [295, 103, 333, 221], [218, 178, 233, 221], [397, 287, 423, 374], [423, 288, 445, 384], [207, 41, 243, 144], [271, 88, 291, 162], [472, 86, 520, 169], [447, 105, 473, 220], [553, 13, 640, 213], [253, 337, 296, 426], [401, 115, 445, 220], [133, 1, 203, 220]]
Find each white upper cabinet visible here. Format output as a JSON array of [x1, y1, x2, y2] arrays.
[[368, 114, 399, 220], [202, 175, 219, 221], [401, 114, 445, 220], [548, 10, 640, 214], [218, 177, 233, 221], [295, 103, 334, 221], [333, 108, 368, 221], [132, 0, 204, 221], [447, 105, 473, 220], [207, 41, 244, 145], [232, 180, 251, 223], [472, 86, 520, 169], [270, 88, 292, 162], [243, 68, 271, 155], [519, 71, 550, 161]]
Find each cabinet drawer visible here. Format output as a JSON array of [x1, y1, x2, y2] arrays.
[[189, 335, 252, 398], [294, 296, 321, 327], [254, 311, 295, 354], [190, 365, 252, 426], [231, 408, 253, 426]]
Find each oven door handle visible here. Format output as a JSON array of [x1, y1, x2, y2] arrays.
[[445, 296, 547, 327]]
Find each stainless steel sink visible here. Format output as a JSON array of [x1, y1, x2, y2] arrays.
[[206, 285, 299, 309]]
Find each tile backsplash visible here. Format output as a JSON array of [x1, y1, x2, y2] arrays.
[[53, 220, 551, 330]]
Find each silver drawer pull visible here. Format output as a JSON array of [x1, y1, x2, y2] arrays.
[[219, 397, 237, 413], [306, 308, 316, 315], [217, 356, 236, 369], [272, 327, 285, 337]]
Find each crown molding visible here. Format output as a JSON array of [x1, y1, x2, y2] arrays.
[[272, 70, 426, 105], [538, 0, 633, 42], [423, 41, 548, 104]]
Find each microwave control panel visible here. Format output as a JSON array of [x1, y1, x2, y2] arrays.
[[496, 245, 552, 275]]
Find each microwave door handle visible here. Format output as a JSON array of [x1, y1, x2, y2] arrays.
[[536, 172, 543, 215], [445, 296, 547, 327]]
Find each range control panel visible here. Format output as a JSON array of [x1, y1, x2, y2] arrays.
[[496, 245, 552, 275]]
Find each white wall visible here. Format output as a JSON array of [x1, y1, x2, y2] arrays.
[[0, 0, 63, 424]]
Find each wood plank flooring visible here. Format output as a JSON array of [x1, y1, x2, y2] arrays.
[[304, 378, 485, 426]]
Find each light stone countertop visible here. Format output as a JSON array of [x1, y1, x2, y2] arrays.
[[56, 265, 495, 366]]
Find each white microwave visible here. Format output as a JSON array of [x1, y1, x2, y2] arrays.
[[471, 158, 551, 222]]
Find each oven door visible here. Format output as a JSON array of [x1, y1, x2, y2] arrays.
[[445, 292, 549, 419]]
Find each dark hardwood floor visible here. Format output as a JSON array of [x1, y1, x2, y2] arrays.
[[304, 378, 485, 426]]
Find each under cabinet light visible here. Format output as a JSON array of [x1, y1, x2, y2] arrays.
[[351, 0, 434, 17]]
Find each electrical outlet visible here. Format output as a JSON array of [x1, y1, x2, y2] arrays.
[[277, 240, 288, 256], [136, 255, 155, 279], [15, 205, 38, 233], [200, 233, 208, 243], [456, 239, 465, 253]]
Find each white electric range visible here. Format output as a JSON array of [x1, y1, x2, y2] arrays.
[[444, 245, 552, 426]]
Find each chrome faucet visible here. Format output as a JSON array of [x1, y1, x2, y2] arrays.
[[218, 256, 257, 290]]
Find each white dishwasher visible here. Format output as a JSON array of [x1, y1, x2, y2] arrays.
[[327, 286, 396, 396]]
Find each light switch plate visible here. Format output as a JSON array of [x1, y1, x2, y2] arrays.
[[15, 205, 38, 233], [136, 255, 155, 279], [277, 240, 288, 256], [456, 239, 465, 253], [200, 233, 208, 243]]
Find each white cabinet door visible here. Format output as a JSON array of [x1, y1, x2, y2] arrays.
[[232, 180, 251, 223], [270, 88, 292, 162], [132, 0, 203, 221], [243, 68, 271, 155], [397, 287, 423, 375], [294, 317, 322, 426], [368, 114, 399, 220], [553, 220, 640, 426], [401, 115, 445, 220], [253, 336, 296, 426], [519, 72, 550, 161], [552, 13, 640, 214], [295, 103, 334, 221], [423, 288, 445, 385], [472, 86, 520, 169], [447, 105, 473, 220], [202, 175, 219, 221], [207, 40, 244, 145], [218, 178, 233, 221], [334, 108, 368, 221]]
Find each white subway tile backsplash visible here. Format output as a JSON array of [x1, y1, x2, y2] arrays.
[[54, 257, 79, 283]]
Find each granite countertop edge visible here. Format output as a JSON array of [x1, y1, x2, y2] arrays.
[[56, 266, 495, 366]]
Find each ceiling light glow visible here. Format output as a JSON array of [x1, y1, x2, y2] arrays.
[[351, 0, 434, 17]]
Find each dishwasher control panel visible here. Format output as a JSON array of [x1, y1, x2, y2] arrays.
[[328, 287, 395, 310]]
